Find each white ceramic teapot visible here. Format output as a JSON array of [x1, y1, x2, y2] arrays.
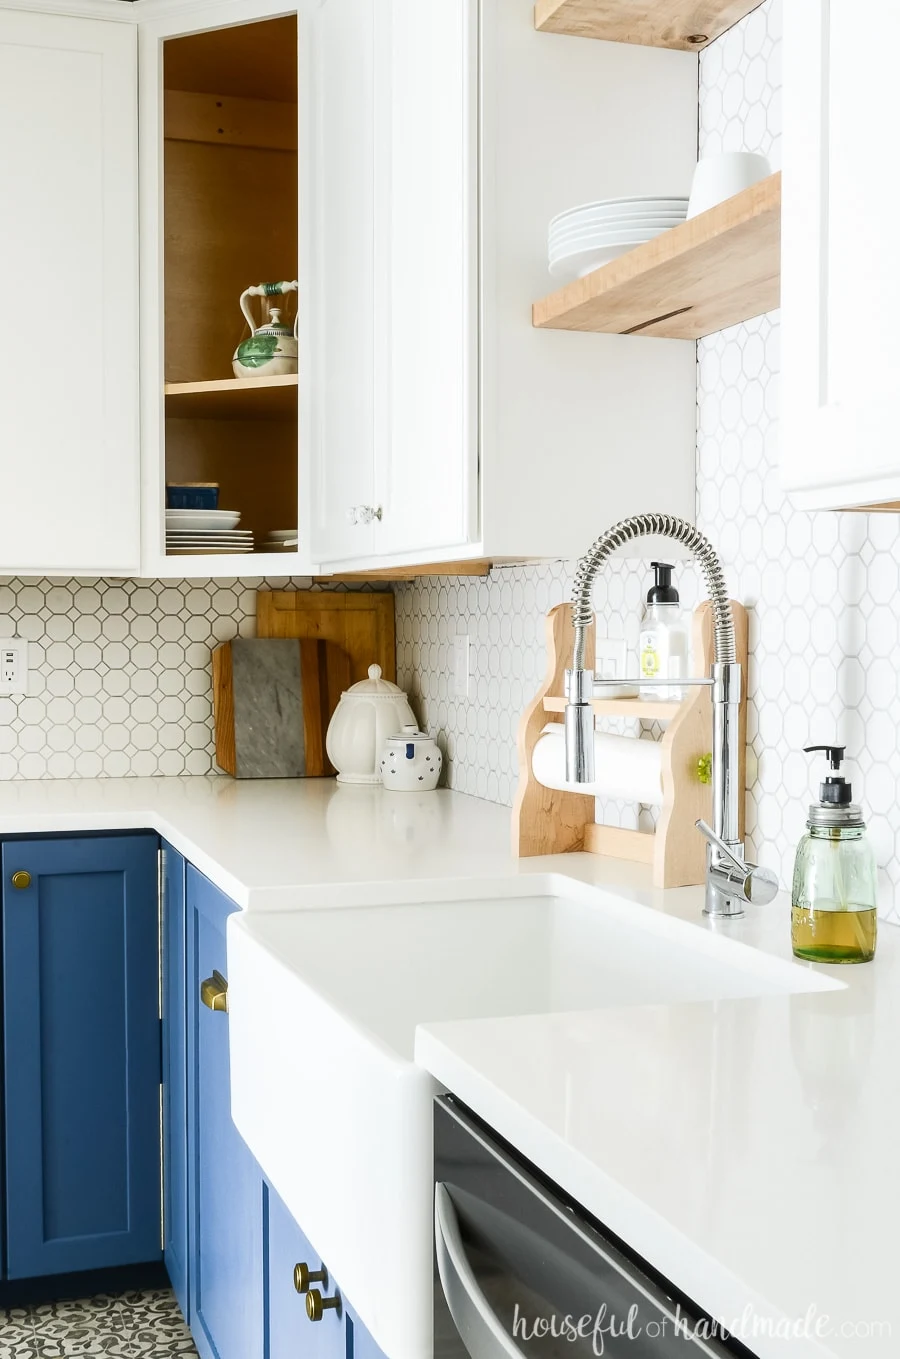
[[232, 280, 298, 378], [325, 665, 417, 785], [380, 725, 442, 792]]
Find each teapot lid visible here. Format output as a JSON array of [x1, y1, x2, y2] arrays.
[[384, 723, 432, 745], [344, 664, 406, 697]]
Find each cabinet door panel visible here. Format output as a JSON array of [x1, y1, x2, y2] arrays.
[[264, 1181, 343, 1359], [2, 835, 161, 1278], [188, 867, 262, 1359], [782, 0, 900, 507], [0, 11, 139, 573], [162, 844, 189, 1321], [379, 0, 477, 556], [309, 0, 377, 564]]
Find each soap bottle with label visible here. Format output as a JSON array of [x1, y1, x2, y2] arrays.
[[791, 745, 878, 964], [639, 562, 688, 700]]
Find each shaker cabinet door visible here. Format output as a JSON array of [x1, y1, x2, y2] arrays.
[[187, 866, 263, 1359], [1, 835, 161, 1279], [0, 10, 139, 574], [265, 1181, 344, 1359], [377, 0, 478, 559], [309, 0, 378, 565], [782, 0, 900, 509]]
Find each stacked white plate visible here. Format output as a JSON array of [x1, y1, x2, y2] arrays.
[[166, 508, 254, 554], [548, 196, 689, 283], [260, 529, 298, 553]]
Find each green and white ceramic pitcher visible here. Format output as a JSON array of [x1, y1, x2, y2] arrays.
[[232, 280, 298, 378]]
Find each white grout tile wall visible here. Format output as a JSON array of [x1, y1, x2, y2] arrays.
[[0, 576, 364, 780], [396, 0, 900, 922]]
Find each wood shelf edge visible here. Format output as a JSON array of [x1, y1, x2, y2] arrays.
[[533, 0, 765, 51], [542, 695, 681, 720], [533, 172, 781, 339], [164, 375, 299, 397]]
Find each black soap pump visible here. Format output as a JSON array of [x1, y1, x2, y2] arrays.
[[791, 745, 878, 963], [639, 562, 688, 700]]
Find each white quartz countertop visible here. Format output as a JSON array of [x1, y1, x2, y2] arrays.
[[0, 775, 894, 1359], [417, 892, 899, 1359]]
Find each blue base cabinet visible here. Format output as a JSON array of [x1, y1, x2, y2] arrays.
[[264, 1180, 343, 1359], [180, 868, 385, 1359], [1, 834, 162, 1280], [187, 865, 263, 1359], [162, 843, 190, 1321], [0, 831, 386, 1359]]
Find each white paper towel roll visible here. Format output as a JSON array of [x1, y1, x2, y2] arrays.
[[531, 724, 663, 805]]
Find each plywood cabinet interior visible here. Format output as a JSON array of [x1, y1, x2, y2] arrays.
[[160, 16, 300, 561]]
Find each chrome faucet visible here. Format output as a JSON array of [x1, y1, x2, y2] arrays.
[[564, 513, 777, 918]]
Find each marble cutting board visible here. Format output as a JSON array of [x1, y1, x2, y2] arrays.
[[212, 638, 350, 778]]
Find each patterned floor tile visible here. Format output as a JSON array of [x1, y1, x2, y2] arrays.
[[11, 1290, 197, 1359], [0, 1327, 40, 1359]]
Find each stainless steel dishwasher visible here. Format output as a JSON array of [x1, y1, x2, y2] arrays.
[[433, 1095, 751, 1359]]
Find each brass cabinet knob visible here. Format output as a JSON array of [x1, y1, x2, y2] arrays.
[[306, 1289, 340, 1322], [11, 871, 31, 890], [294, 1262, 327, 1294], [200, 970, 228, 1012]]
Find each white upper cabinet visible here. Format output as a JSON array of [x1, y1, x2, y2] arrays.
[[309, 0, 379, 565], [0, 8, 139, 575], [376, 0, 477, 560], [782, 1, 900, 509], [311, 0, 698, 571]]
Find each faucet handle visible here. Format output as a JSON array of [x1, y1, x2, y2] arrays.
[[695, 819, 779, 907]]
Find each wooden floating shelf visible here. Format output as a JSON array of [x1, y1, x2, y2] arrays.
[[543, 695, 681, 721], [534, 172, 781, 340], [164, 374, 298, 421], [534, 0, 764, 50]]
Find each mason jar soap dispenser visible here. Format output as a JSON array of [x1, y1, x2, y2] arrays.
[[791, 745, 877, 964], [639, 562, 688, 700]]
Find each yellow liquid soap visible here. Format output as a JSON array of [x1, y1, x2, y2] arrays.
[[791, 904, 877, 964]]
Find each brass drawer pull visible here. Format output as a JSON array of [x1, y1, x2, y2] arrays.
[[306, 1289, 340, 1322], [200, 970, 228, 1012], [294, 1262, 327, 1294], [11, 871, 31, 890]]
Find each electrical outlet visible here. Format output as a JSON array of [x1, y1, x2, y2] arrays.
[[0, 638, 28, 695], [452, 633, 471, 699]]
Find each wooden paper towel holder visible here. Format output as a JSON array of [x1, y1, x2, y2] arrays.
[[512, 600, 748, 888]]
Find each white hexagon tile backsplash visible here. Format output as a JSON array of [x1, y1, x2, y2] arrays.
[[396, 0, 900, 923], [0, 577, 368, 780]]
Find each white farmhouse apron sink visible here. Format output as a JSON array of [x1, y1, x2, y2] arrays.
[[227, 876, 835, 1359]]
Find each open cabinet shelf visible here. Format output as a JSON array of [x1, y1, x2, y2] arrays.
[[534, 0, 764, 49], [533, 172, 780, 339], [164, 375, 298, 421], [160, 15, 300, 564]]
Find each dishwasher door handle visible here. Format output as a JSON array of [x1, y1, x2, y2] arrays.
[[435, 1183, 522, 1359]]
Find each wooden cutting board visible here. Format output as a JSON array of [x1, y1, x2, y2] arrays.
[[256, 589, 396, 683], [212, 637, 350, 778]]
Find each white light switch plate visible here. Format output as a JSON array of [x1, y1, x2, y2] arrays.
[[0, 638, 28, 694], [452, 634, 471, 699]]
